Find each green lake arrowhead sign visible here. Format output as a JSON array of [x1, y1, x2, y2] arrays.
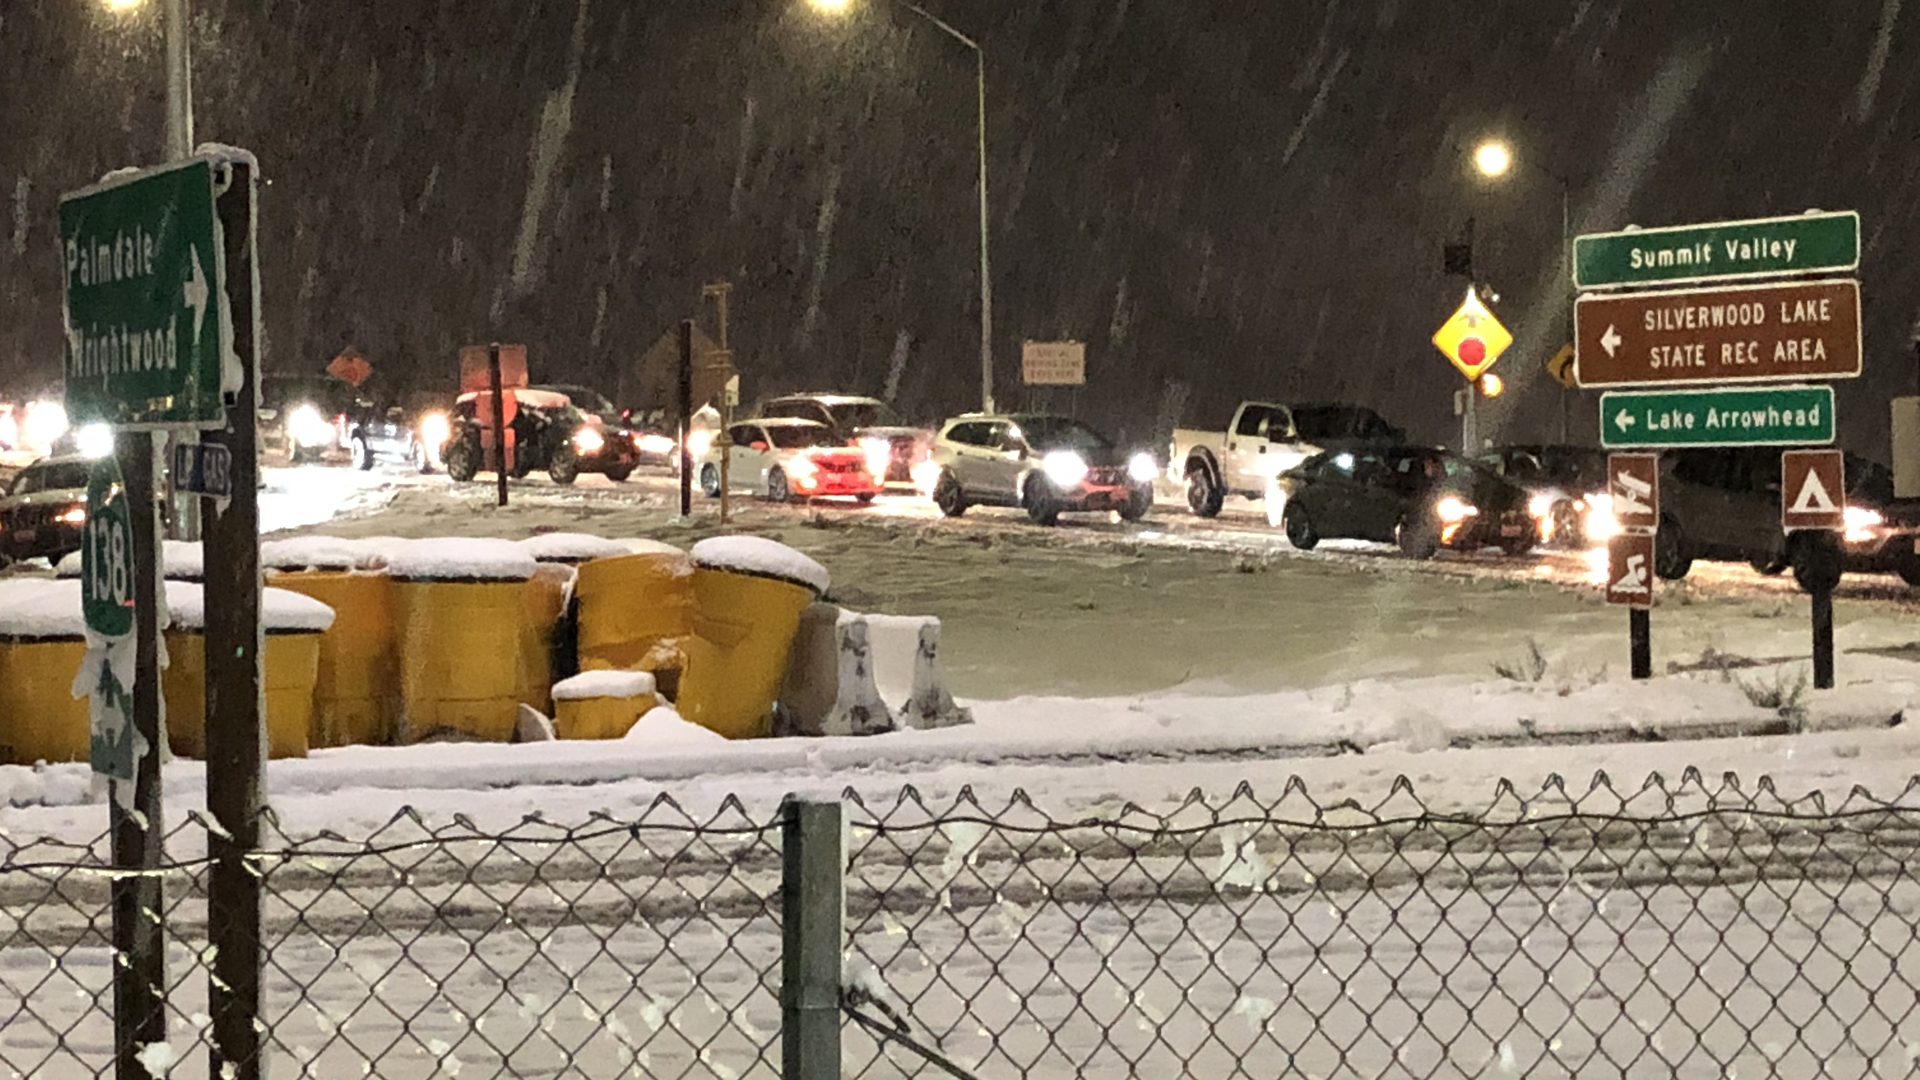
[[1574, 211, 1858, 290], [59, 159, 228, 429], [1599, 386, 1835, 449]]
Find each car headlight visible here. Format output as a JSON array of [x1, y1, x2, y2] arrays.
[[288, 404, 336, 448], [686, 428, 715, 460], [637, 432, 676, 456], [860, 437, 892, 478], [419, 411, 451, 451], [1128, 452, 1158, 484], [787, 455, 819, 483], [76, 423, 115, 459], [1582, 493, 1621, 542], [1435, 496, 1478, 523], [1528, 493, 1555, 519], [1844, 505, 1883, 543], [572, 426, 605, 454], [57, 506, 87, 525], [1042, 451, 1089, 488]]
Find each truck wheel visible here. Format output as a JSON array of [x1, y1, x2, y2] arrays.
[[410, 442, 432, 474], [444, 435, 478, 482], [1186, 468, 1223, 518], [352, 436, 374, 471], [1024, 476, 1060, 526], [1119, 482, 1152, 523], [1653, 518, 1692, 580], [1899, 551, 1920, 588], [548, 443, 579, 486], [933, 470, 967, 518], [1282, 502, 1318, 551], [1396, 516, 1439, 560], [604, 464, 635, 483], [1790, 531, 1844, 594], [700, 464, 722, 498], [1749, 553, 1787, 576]]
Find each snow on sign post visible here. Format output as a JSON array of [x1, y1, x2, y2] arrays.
[[59, 158, 232, 429], [1022, 341, 1086, 386]]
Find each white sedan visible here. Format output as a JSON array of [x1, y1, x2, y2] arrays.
[[698, 418, 883, 503]]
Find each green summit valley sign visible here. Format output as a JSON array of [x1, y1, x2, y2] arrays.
[[58, 159, 228, 429], [1573, 211, 1859, 290]]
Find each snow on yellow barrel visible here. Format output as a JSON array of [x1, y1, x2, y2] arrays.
[[677, 536, 829, 740], [263, 537, 399, 748], [389, 539, 539, 743], [163, 582, 336, 761], [550, 669, 658, 740], [0, 580, 92, 766], [573, 539, 693, 697], [56, 539, 204, 584]]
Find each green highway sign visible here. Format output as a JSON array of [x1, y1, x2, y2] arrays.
[[1574, 210, 1858, 290], [80, 457, 135, 638], [59, 159, 227, 428], [1599, 385, 1834, 449]]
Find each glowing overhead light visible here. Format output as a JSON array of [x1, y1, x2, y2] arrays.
[[102, 0, 144, 11], [1474, 140, 1513, 178], [808, 0, 854, 12]]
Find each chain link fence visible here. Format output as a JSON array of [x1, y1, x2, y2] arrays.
[[6, 772, 1920, 1079]]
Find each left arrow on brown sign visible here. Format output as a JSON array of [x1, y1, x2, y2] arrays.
[[1574, 278, 1860, 389]]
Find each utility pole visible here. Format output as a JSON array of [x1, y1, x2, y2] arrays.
[[165, 0, 201, 544], [704, 281, 735, 524]]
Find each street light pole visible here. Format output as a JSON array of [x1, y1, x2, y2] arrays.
[[818, 0, 994, 413], [164, 0, 194, 159]]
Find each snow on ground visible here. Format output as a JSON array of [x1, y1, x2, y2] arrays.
[[7, 463, 1920, 840]]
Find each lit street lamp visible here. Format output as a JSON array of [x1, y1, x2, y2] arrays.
[[809, 0, 996, 414], [1472, 137, 1574, 440]]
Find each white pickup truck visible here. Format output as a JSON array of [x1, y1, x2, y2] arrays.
[[1170, 401, 1401, 517]]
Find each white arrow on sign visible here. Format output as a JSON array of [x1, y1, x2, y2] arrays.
[[1600, 324, 1623, 358], [1614, 409, 1636, 432], [182, 244, 209, 344]]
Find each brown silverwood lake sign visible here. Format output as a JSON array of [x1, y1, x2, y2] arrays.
[[1574, 278, 1859, 389]]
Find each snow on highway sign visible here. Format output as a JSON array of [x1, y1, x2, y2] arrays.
[[1606, 453, 1659, 533], [1432, 288, 1511, 381], [1781, 449, 1845, 532], [1574, 278, 1860, 388], [59, 159, 229, 429], [1573, 210, 1860, 290]]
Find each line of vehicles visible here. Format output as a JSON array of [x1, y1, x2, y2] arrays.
[[9, 378, 1920, 596]]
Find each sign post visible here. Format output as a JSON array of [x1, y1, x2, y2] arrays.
[[61, 152, 267, 1080], [1782, 449, 1846, 690], [1604, 453, 1660, 679]]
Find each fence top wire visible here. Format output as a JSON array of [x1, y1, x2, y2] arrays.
[[9, 769, 1920, 874], [840, 768, 1920, 837], [0, 789, 780, 875]]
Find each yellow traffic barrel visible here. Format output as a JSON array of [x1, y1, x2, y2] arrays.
[[550, 669, 658, 740], [0, 579, 91, 766], [677, 536, 829, 740], [262, 537, 398, 748], [573, 539, 692, 697], [162, 582, 336, 761], [388, 539, 538, 744]]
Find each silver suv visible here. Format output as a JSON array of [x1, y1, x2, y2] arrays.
[[928, 413, 1155, 526]]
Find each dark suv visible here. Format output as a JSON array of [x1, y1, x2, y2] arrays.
[[0, 456, 92, 564], [1654, 447, 1920, 591]]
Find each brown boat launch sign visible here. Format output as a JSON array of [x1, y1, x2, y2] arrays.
[[1574, 278, 1860, 388]]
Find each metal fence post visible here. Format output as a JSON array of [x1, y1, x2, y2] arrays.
[[782, 797, 843, 1080]]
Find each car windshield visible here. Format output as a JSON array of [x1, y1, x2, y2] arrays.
[[12, 461, 89, 495], [1291, 406, 1394, 442], [541, 385, 616, 414], [767, 425, 836, 449], [1012, 417, 1109, 451], [831, 400, 902, 429]]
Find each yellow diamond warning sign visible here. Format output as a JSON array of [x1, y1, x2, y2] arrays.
[[1432, 288, 1513, 382]]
